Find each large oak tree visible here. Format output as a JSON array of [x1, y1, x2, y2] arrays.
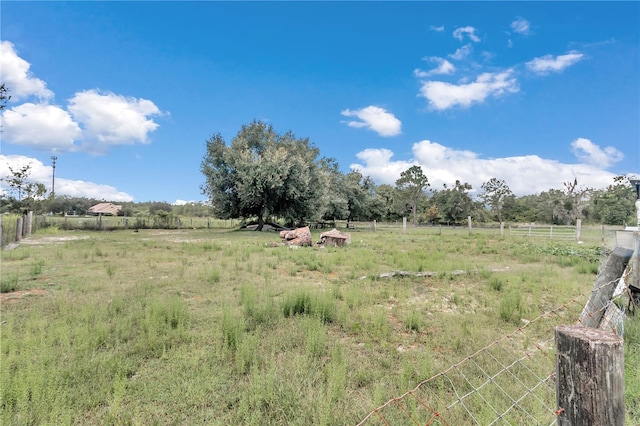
[[200, 120, 323, 230]]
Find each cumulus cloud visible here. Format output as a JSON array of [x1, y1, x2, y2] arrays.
[[453, 26, 481, 43], [526, 51, 584, 75], [341, 106, 402, 137], [448, 45, 473, 61], [419, 70, 519, 110], [0, 41, 53, 101], [0, 103, 81, 151], [414, 57, 456, 77], [429, 25, 445, 32], [350, 140, 620, 196], [0, 154, 134, 201], [571, 137, 623, 168], [510, 18, 532, 35], [68, 89, 162, 149], [0, 42, 164, 154]]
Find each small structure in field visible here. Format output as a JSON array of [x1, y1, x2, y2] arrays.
[[88, 203, 122, 216], [319, 228, 351, 247], [279, 226, 312, 246]]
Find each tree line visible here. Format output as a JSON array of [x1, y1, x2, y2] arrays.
[[0, 116, 636, 228], [201, 121, 637, 230]]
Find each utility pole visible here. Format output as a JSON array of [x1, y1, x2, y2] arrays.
[[51, 155, 57, 197]]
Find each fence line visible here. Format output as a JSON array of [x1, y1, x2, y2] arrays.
[[509, 225, 577, 241], [1, 213, 240, 248], [357, 273, 633, 425]]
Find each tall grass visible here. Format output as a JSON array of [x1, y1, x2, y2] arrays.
[[0, 226, 633, 425]]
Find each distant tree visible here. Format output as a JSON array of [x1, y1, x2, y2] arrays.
[[201, 120, 323, 230], [47, 196, 99, 216], [148, 201, 173, 215], [342, 170, 370, 223], [0, 83, 10, 112], [395, 165, 430, 226], [0, 163, 47, 213], [480, 178, 513, 223], [561, 178, 593, 225], [173, 202, 211, 217], [591, 175, 636, 225], [373, 184, 400, 221], [432, 180, 473, 225], [317, 158, 349, 221]]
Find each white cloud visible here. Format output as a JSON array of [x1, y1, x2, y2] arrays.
[[341, 106, 402, 137], [429, 25, 445, 32], [448, 45, 472, 61], [0, 154, 134, 201], [526, 51, 584, 75], [511, 18, 532, 35], [350, 140, 620, 197], [68, 89, 161, 149], [0, 43, 164, 154], [0, 41, 53, 101], [414, 57, 456, 78], [419, 70, 519, 110], [453, 26, 480, 43], [55, 179, 134, 202], [571, 137, 623, 168], [0, 103, 81, 151]]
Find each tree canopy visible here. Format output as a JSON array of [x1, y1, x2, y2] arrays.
[[395, 165, 430, 226], [201, 120, 324, 230]]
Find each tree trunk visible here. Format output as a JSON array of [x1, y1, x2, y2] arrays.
[[256, 214, 264, 231], [412, 203, 417, 226]]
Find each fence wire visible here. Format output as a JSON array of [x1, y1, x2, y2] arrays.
[[358, 264, 634, 426]]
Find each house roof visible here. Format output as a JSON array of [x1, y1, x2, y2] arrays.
[[88, 203, 122, 215]]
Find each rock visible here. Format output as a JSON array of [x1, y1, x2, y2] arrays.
[[319, 228, 351, 246], [281, 226, 312, 246]]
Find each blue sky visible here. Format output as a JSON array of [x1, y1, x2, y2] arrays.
[[1, 1, 638, 204]]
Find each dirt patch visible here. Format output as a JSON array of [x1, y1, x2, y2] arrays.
[[4, 235, 89, 250], [1, 289, 48, 304]]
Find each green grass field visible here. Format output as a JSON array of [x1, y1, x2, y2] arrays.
[[1, 226, 638, 425]]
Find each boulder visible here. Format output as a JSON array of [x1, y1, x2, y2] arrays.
[[280, 226, 312, 246], [319, 228, 351, 247]]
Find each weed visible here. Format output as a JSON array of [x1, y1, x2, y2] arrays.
[[207, 268, 221, 283], [499, 290, 524, 324], [489, 276, 505, 292], [221, 309, 245, 351], [30, 260, 44, 278], [405, 310, 421, 332], [105, 264, 116, 279], [303, 317, 326, 360], [1, 273, 19, 293]]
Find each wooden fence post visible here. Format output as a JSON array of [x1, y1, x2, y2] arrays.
[[467, 216, 472, 235], [25, 211, 33, 236], [555, 325, 624, 426], [576, 219, 582, 242], [578, 246, 633, 328], [16, 217, 23, 241], [402, 217, 407, 233]]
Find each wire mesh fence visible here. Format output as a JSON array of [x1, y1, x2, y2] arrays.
[[357, 268, 634, 425]]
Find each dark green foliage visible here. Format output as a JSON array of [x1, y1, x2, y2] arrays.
[[200, 120, 324, 229]]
